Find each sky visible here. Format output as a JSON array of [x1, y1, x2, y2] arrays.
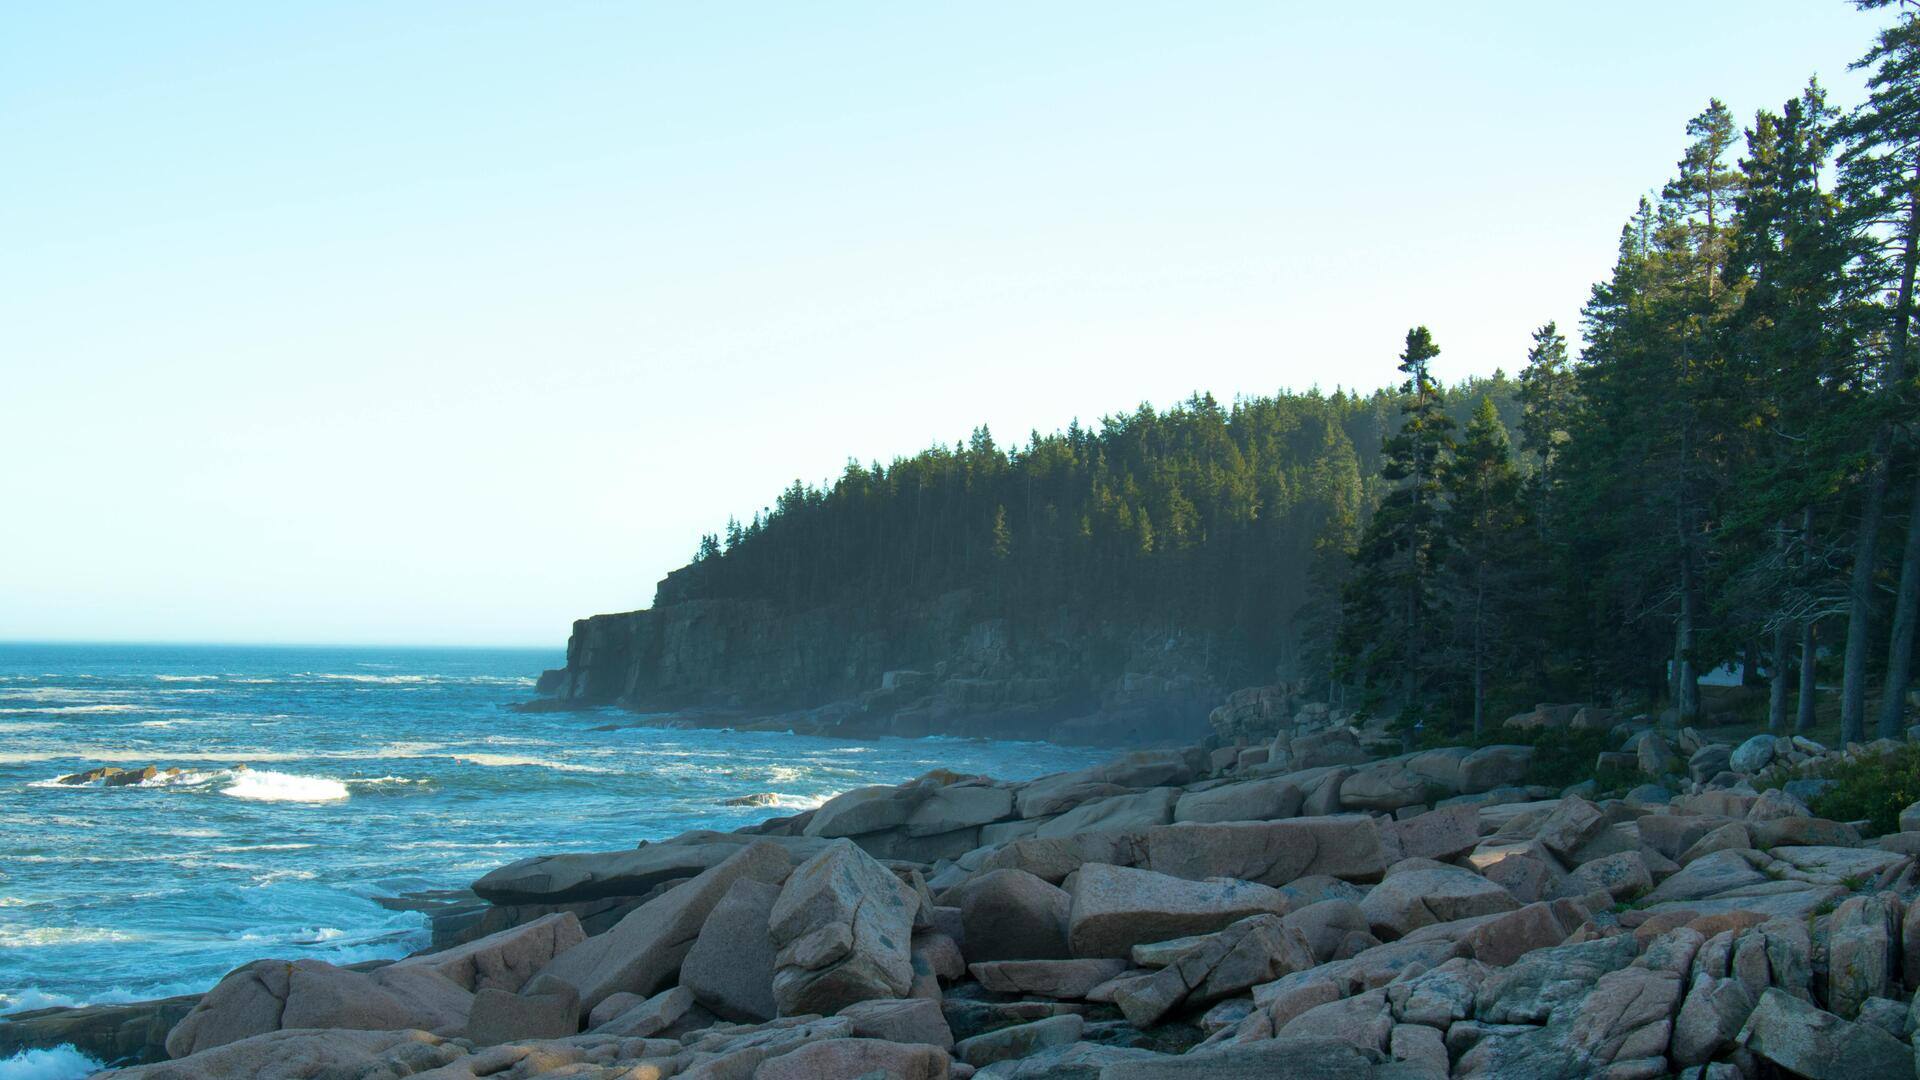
[[0, 2, 1888, 646]]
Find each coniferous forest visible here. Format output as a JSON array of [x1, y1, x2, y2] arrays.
[[677, 6, 1920, 742]]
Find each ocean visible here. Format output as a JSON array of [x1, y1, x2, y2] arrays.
[[0, 642, 1108, 1020]]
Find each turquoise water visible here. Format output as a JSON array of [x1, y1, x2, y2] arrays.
[[0, 643, 1107, 1014]]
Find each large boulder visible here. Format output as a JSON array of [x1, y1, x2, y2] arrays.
[[537, 839, 791, 1011], [768, 838, 919, 1016], [806, 785, 920, 838], [953, 1013, 1085, 1068], [906, 783, 1014, 837], [681, 876, 782, 1022], [1738, 986, 1915, 1079], [1112, 913, 1315, 1027], [102, 1029, 460, 1080], [1035, 788, 1180, 839], [462, 979, 579, 1046], [1729, 734, 1778, 774], [386, 911, 583, 993], [1359, 865, 1519, 939], [754, 1037, 951, 1079], [1066, 863, 1290, 958], [1458, 745, 1532, 792], [836, 996, 955, 1049], [164, 959, 467, 1059], [1101, 1035, 1392, 1078], [1825, 893, 1900, 1020], [1173, 777, 1303, 824], [1381, 804, 1479, 863], [1337, 762, 1432, 813], [957, 868, 1072, 961], [1143, 816, 1386, 885], [1533, 796, 1607, 859], [1671, 973, 1756, 1067], [970, 959, 1130, 999], [472, 833, 824, 903]]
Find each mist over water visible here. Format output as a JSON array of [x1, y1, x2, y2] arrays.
[[0, 643, 1106, 1013]]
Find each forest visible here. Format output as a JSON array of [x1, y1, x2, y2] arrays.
[[677, 4, 1920, 744]]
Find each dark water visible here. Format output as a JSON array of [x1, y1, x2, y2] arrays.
[[0, 642, 1107, 1016]]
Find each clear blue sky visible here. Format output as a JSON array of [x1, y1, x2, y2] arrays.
[[0, 2, 1882, 646]]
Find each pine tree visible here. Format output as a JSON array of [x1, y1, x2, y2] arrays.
[[1339, 328, 1457, 716], [1838, 1, 1920, 739], [1516, 322, 1576, 472], [1442, 397, 1528, 734], [1724, 83, 1856, 736]]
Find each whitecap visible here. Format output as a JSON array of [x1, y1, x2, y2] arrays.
[[726, 791, 834, 811], [0, 704, 147, 715], [454, 753, 609, 773], [0, 925, 140, 947], [154, 674, 218, 682], [0, 1044, 103, 1080], [220, 770, 350, 802], [298, 672, 437, 685]]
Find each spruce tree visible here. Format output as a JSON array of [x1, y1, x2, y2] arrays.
[[1442, 397, 1528, 734], [1516, 322, 1576, 472], [1339, 328, 1456, 717], [1838, 1, 1920, 739]]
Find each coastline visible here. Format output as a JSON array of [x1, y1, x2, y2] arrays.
[[12, 697, 1919, 1078]]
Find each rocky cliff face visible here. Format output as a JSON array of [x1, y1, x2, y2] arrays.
[[532, 585, 1222, 745]]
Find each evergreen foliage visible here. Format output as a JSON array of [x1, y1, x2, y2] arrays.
[[670, 4, 1920, 735]]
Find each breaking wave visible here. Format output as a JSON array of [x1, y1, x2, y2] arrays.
[[0, 1045, 103, 1080], [220, 769, 350, 802]]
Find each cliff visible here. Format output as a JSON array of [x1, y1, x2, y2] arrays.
[[530, 580, 1224, 745]]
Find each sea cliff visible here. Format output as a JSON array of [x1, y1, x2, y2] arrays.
[[529, 580, 1226, 746]]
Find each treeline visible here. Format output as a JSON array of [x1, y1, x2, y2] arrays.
[[684, 381, 1516, 685], [1342, 4, 1920, 742], [675, 3, 1920, 741]]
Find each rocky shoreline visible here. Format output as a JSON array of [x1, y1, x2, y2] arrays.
[[8, 695, 1920, 1078]]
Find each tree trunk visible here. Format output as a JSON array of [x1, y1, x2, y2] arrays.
[[1769, 619, 1790, 735], [1797, 619, 1819, 735], [1878, 463, 1920, 738], [1677, 552, 1701, 722], [1473, 569, 1486, 737], [1843, 183, 1920, 741]]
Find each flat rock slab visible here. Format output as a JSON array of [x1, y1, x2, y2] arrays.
[[99, 1029, 461, 1080], [473, 833, 827, 904], [970, 958, 1131, 999], [836, 996, 954, 1050], [1174, 777, 1304, 824], [1036, 788, 1180, 839], [1097, 1035, 1392, 1078], [1067, 863, 1290, 959], [1768, 845, 1905, 883], [1143, 816, 1386, 886], [953, 1013, 1085, 1068], [754, 1037, 951, 1080]]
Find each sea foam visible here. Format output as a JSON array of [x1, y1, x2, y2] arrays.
[[0, 1045, 103, 1080], [220, 770, 350, 802]]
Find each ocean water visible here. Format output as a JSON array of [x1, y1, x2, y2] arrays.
[[0, 642, 1108, 1017]]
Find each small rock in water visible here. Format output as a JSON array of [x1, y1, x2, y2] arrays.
[[725, 792, 781, 807]]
